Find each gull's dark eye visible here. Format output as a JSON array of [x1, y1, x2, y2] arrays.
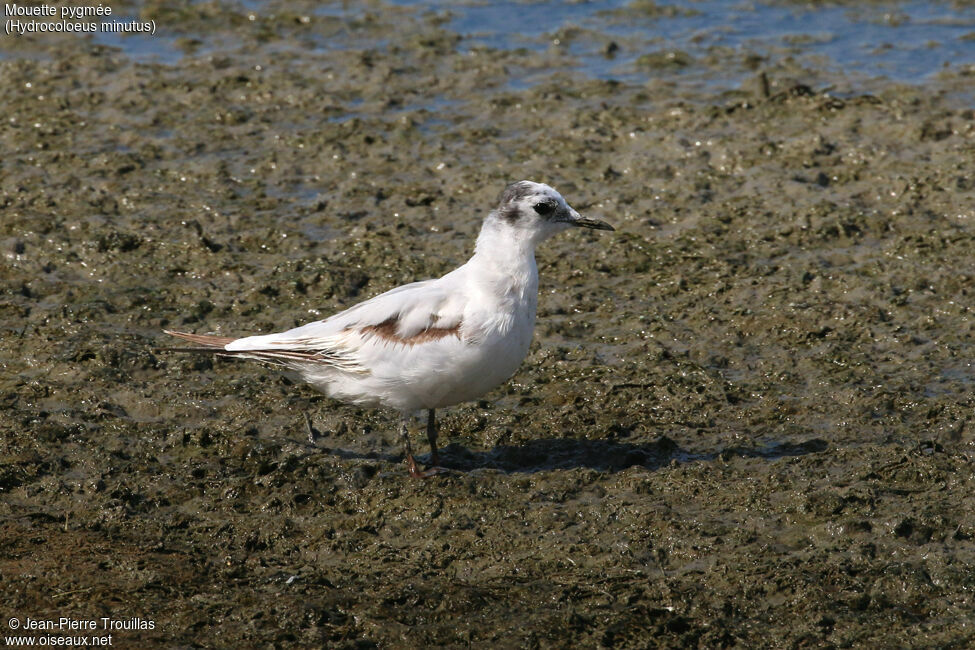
[[533, 202, 555, 216]]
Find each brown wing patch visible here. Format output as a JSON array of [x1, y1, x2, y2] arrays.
[[164, 330, 236, 347], [358, 317, 462, 346]]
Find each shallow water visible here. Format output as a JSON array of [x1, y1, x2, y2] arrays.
[[403, 0, 975, 85], [2, 0, 975, 647], [79, 0, 975, 88]]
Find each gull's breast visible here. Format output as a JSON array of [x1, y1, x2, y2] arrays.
[[426, 294, 537, 408]]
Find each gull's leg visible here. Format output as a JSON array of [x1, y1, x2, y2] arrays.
[[400, 416, 423, 478], [426, 408, 440, 467], [399, 412, 447, 479]]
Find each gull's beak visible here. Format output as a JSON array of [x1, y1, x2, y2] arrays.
[[566, 208, 615, 231]]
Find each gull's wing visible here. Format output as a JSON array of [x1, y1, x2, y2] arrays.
[[165, 272, 470, 372]]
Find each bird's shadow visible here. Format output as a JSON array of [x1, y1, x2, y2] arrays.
[[315, 435, 829, 475]]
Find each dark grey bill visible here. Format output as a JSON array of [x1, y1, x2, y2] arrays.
[[572, 216, 615, 231]]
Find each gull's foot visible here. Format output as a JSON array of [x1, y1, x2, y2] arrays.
[[405, 454, 451, 479]]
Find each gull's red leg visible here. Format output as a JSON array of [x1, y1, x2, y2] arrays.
[[400, 416, 444, 479]]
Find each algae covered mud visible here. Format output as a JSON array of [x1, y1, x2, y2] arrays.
[[2, 0, 975, 647]]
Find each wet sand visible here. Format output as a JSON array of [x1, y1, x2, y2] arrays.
[[2, 2, 975, 647]]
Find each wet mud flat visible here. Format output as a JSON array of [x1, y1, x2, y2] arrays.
[[2, 2, 975, 647]]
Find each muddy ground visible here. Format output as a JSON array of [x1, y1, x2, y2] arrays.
[[2, 2, 975, 648]]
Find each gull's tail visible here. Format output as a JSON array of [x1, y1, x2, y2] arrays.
[[161, 330, 237, 351], [160, 329, 352, 366]]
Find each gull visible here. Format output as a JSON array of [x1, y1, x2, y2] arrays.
[[164, 180, 614, 477]]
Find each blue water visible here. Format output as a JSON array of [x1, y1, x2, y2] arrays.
[[49, 1, 975, 87], [401, 0, 975, 84]]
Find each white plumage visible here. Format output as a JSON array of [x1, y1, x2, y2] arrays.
[[165, 180, 613, 477]]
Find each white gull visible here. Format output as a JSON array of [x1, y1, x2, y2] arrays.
[[165, 180, 613, 477]]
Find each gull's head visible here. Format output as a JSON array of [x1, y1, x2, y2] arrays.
[[484, 180, 614, 247]]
